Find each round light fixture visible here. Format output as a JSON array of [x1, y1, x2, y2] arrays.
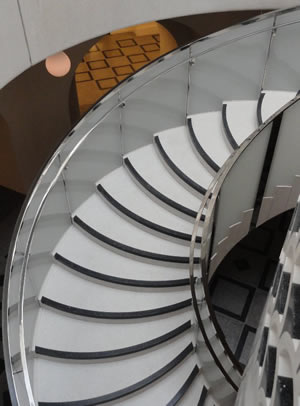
[[45, 52, 71, 77]]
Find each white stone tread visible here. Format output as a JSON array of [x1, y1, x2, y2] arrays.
[[261, 90, 297, 123], [74, 193, 199, 257], [155, 125, 214, 188], [223, 100, 258, 146], [33, 334, 195, 403], [38, 263, 192, 313], [34, 307, 194, 353], [99, 165, 202, 238], [125, 144, 202, 212], [54, 227, 191, 280], [188, 111, 232, 167]]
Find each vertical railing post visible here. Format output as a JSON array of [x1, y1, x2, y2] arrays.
[[186, 46, 194, 123], [58, 153, 73, 224], [118, 91, 125, 158], [260, 15, 277, 94]]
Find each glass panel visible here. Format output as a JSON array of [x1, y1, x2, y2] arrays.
[[265, 101, 300, 195], [264, 19, 300, 91], [213, 123, 272, 252], [120, 49, 190, 155], [189, 18, 273, 115], [61, 94, 122, 212]]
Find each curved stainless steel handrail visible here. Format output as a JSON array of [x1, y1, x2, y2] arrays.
[[189, 94, 300, 388], [4, 6, 300, 405]]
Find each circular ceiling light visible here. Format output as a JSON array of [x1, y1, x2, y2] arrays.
[[45, 52, 71, 77]]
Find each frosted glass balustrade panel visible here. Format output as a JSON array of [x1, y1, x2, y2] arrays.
[[265, 101, 300, 196], [264, 17, 300, 91], [120, 49, 189, 154], [188, 18, 273, 114], [60, 96, 122, 212], [213, 124, 272, 253]]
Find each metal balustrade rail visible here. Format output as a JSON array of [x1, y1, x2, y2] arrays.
[[3, 6, 300, 405], [189, 95, 300, 391]]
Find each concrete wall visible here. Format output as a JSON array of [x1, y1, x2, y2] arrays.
[[1, 0, 299, 89]]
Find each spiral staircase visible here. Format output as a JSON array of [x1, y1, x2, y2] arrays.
[[3, 6, 300, 406]]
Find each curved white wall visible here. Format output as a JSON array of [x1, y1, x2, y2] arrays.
[[1, 0, 299, 89]]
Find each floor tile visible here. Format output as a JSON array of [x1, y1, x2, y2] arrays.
[[107, 56, 130, 68], [84, 51, 104, 62], [142, 43, 160, 52], [135, 35, 157, 45], [129, 54, 149, 63], [117, 75, 129, 83], [97, 78, 118, 90], [113, 65, 134, 76], [132, 62, 147, 71], [146, 50, 160, 60], [117, 39, 137, 47], [90, 68, 115, 80], [88, 60, 108, 70], [103, 49, 123, 58], [212, 278, 251, 319], [122, 46, 144, 56], [215, 312, 243, 353], [76, 62, 89, 73], [75, 72, 91, 82]]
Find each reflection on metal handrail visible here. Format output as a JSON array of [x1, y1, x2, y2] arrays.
[[3, 6, 300, 404]]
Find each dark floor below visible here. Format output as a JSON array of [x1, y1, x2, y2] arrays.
[[210, 210, 293, 368]]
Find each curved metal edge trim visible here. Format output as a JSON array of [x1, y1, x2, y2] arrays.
[[54, 253, 192, 288], [35, 321, 192, 360], [187, 118, 220, 172], [221, 104, 239, 150], [2, 259, 20, 406], [37, 343, 194, 406], [74, 215, 200, 264], [154, 136, 207, 195], [257, 92, 265, 125], [97, 184, 201, 243], [40, 296, 192, 320], [123, 157, 200, 219]]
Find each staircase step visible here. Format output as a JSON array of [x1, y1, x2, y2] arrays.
[[74, 194, 200, 261], [222, 100, 258, 146], [188, 111, 232, 168], [97, 166, 202, 242], [154, 125, 213, 192], [258, 90, 297, 124]]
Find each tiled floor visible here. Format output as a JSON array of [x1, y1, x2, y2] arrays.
[[75, 26, 177, 115], [210, 210, 293, 368]]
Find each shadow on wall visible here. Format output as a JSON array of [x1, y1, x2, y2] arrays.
[[0, 37, 102, 194], [0, 115, 21, 192]]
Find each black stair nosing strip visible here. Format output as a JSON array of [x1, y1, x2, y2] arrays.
[[124, 157, 206, 221], [154, 136, 207, 196], [54, 253, 192, 288], [73, 215, 199, 264], [97, 184, 201, 243], [187, 118, 221, 172], [38, 343, 194, 406], [35, 320, 192, 360], [221, 104, 239, 150], [41, 296, 192, 320], [166, 365, 200, 406], [257, 92, 265, 125], [198, 386, 208, 406]]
